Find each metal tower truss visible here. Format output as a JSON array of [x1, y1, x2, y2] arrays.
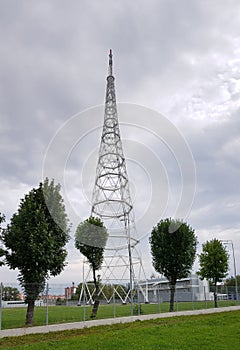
[[80, 50, 148, 306]]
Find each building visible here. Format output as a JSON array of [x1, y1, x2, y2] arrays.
[[65, 282, 77, 300], [138, 274, 210, 303]]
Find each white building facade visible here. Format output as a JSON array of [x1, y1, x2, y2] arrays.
[[138, 274, 210, 303]]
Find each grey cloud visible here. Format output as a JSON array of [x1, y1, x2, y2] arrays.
[[1, 0, 240, 282]]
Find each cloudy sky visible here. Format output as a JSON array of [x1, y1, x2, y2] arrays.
[[0, 0, 240, 286]]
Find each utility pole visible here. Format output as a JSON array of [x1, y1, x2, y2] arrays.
[[221, 240, 238, 301]]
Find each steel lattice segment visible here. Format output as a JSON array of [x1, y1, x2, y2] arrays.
[[91, 53, 133, 247], [80, 50, 148, 305]]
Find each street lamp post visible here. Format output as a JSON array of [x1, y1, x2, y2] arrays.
[[221, 240, 238, 301]]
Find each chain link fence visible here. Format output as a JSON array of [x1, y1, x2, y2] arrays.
[[0, 281, 239, 330]]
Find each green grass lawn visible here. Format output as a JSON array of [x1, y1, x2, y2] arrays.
[[0, 311, 239, 349], [0, 299, 238, 330]]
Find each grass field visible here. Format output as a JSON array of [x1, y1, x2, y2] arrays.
[[1, 300, 238, 330], [0, 310, 239, 349]]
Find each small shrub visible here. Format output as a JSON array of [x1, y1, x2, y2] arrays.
[[133, 303, 143, 315]]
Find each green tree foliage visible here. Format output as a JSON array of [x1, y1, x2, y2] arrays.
[[0, 178, 70, 325], [149, 218, 197, 312], [75, 216, 108, 317], [2, 286, 21, 301], [224, 275, 240, 285], [0, 213, 5, 266], [224, 275, 240, 287], [224, 275, 240, 296], [197, 239, 229, 307]]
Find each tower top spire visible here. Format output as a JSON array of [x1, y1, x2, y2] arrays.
[[108, 49, 113, 76]]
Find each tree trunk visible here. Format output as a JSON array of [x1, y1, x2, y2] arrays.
[[169, 284, 176, 312], [214, 282, 218, 308], [92, 268, 99, 295], [91, 300, 100, 318], [91, 268, 100, 318], [25, 300, 35, 326]]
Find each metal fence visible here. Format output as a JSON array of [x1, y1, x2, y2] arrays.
[[0, 282, 239, 330]]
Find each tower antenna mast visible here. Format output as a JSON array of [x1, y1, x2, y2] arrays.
[[81, 50, 148, 310]]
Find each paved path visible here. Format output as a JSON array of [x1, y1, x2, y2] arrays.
[[1, 305, 240, 339]]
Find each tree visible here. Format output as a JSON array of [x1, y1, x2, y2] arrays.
[[224, 275, 240, 286], [2, 286, 21, 301], [0, 213, 5, 266], [197, 239, 229, 308], [224, 275, 240, 287], [0, 178, 70, 325], [224, 275, 240, 297], [149, 218, 197, 312], [75, 216, 108, 317]]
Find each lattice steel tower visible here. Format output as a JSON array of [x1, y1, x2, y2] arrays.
[[81, 50, 147, 305]]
